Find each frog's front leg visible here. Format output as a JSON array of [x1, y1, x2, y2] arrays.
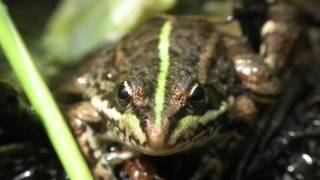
[[229, 0, 308, 99], [223, 35, 281, 123], [234, 0, 308, 73], [224, 36, 282, 98], [67, 101, 116, 180]]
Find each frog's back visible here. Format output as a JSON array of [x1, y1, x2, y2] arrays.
[[114, 18, 216, 74], [83, 17, 238, 102]]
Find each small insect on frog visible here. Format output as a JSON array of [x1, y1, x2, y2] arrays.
[[66, 1, 307, 179]]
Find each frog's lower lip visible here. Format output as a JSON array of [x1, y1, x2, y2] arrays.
[[131, 144, 190, 156]]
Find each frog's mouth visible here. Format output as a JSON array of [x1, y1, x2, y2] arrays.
[[113, 97, 233, 156], [128, 122, 222, 156]]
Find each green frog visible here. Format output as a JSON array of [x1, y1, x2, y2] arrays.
[[65, 1, 308, 179]]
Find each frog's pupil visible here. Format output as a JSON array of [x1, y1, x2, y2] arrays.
[[118, 84, 130, 101], [189, 86, 205, 102]]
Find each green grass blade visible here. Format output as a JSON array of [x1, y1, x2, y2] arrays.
[[0, 3, 94, 180]]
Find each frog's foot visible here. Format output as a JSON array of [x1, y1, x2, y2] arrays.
[[94, 158, 115, 180], [105, 150, 135, 165], [89, 144, 137, 180], [68, 102, 115, 179]]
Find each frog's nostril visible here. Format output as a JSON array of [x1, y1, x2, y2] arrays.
[[142, 115, 148, 121], [140, 114, 151, 128], [139, 108, 152, 122]]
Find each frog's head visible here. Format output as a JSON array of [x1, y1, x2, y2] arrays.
[[106, 20, 235, 156], [113, 75, 233, 155]]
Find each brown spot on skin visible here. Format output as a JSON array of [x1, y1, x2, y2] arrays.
[[170, 84, 188, 106], [131, 87, 145, 106]]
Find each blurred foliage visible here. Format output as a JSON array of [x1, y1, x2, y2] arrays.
[[43, 0, 176, 62], [1, 0, 233, 83]]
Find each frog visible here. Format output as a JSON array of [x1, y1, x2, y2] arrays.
[[64, 0, 310, 179]]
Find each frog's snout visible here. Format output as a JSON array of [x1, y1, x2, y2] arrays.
[[144, 119, 169, 149]]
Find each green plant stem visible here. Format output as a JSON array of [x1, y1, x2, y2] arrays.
[[0, 3, 93, 180]]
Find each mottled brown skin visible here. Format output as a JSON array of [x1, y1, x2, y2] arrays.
[[65, 11, 302, 178]]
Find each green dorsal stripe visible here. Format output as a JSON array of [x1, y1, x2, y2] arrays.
[[155, 20, 172, 127]]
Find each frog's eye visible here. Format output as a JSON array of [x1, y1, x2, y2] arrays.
[[187, 84, 206, 109], [117, 81, 132, 106]]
